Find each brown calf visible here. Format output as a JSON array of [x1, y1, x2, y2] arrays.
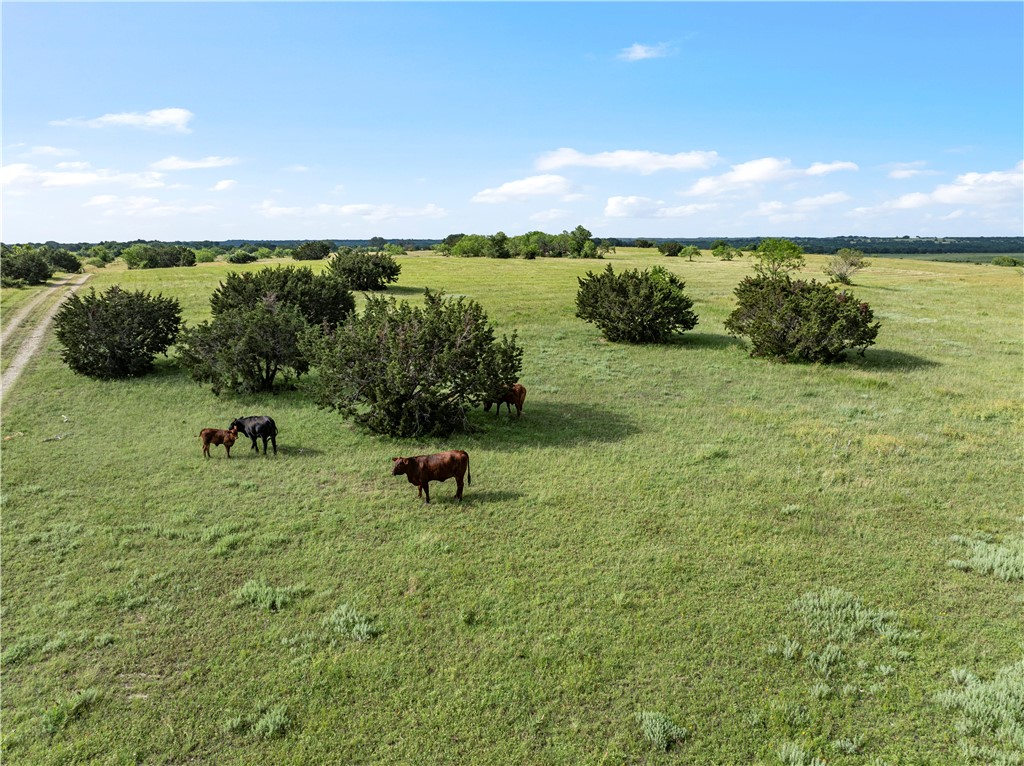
[[200, 425, 238, 458], [484, 383, 526, 417], [391, 450, 471, 504]]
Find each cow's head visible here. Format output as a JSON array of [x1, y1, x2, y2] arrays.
[[391, 457, 410, 476], [228, 418, 245, 433]]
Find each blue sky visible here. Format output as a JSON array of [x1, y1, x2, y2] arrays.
[[3, 2, 1022, 242]]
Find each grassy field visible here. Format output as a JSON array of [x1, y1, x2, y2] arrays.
[[2, 249, 1021, 765]]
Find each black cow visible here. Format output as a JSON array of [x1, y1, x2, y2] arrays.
[[391, 450, 470, 504], [229, 416, 278, 455]]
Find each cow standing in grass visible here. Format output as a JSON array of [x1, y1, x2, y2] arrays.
[[391, 451, 471, 504], [229, 415, 278, 455], [200, 425, 238, 458], [484, 383, 527, 418]]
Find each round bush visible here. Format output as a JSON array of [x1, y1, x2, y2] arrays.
[[575, 264, 698, 343], [327, 250, 401, 291], [226, 251, 258, 264], [2, 249, 54, 285], [292, 241, 333, 261], [301, 290, 523, 437], [724, 275, 880, 362], [210, 265, 354, 329], [54, 286, 182, 378]]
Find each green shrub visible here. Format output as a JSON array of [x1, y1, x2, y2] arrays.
[[301, 290, 523, 437], [824, 248, 869, 284], [210, 265, 354, 329], [121, 243, 196, 269], [724, 275, 880, 362], [292, 240, 333, 261], [226, 251, 258, 264], [635, 711, 688, 751], [658, 241, 683, 257], [41, 247, 82, 273], [713, 244, 741, 261], [575, 264, 698, 343], [1, 247, 54, 285], [991, 255, 1023, 267], [327, 250, 401, 291], [53, 286, 182, 379], [178, 302, 310, 394]]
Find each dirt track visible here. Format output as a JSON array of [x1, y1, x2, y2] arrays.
[[1, 273, 92, 400]]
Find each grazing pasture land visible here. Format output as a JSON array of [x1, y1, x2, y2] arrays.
[[1, 250, 1021, 765]]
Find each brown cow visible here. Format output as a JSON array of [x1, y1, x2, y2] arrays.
[[391, 450, 471, 504], [200, 425, 238, 458], [484, 383, 526, 418]]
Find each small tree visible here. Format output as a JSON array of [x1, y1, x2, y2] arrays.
[[121, 244, 196, 269], [1, 246, 54, 286], [753, 238, 805, 277], [41, 246, 82, 273], [724, 275, 880, 362], [824, 248, 869, 284], [54, 286, 182, 378], [713, 244, 741, 261], [681, 245, 701, 262], [301, 290, 523, 437], [178, 300, 309, 394], [328, 250, 401, 291], [210, 265, 354, 329], [292, 241, 333, 261], [575, 264, 698, 343], [658, 241, 683, 258]]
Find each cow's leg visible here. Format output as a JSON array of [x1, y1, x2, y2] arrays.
[[270, 436, 277, 455], [225, 444, 231, 459], [250, 437, 258, 452], [422, 482, 430, 504], [456, 475, 464, 500], [261, 436, 268, 455]]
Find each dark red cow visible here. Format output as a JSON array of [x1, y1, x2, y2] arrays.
[[391, 450, 471, 504], [484, 383, 527, 418]]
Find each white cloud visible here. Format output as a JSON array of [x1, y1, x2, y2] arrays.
[[887, 161, 935, 180], [51, 107, 194, 133], [530, 208, 569, 222], [687, 157, 858, 196], [57, 161, 92, 170], [536, 147, 718, 175], [604, 195, 715, 218], [794, 192, 851, 208], [84, 194, 215, 217], [858, 163, 1023, 215], [746, 192, 851, 222], [30, 145, 76, 157], [151, 155, 239, 171], [211, 179, 237, 192], [284, 164, 310, 173], [806, 161, 859, 176], [472, 174, 574, 203], [1, 162, 164, 189], [618, 42, 675, 62], [257, 199, 447, 222]]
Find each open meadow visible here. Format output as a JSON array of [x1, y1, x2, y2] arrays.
[[1, 249, 1021, 764]]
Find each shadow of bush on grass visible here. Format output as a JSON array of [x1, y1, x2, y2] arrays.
[[470, 400, 640, 450], [847, 349, 938, 370], [670, 332, 745, 350]]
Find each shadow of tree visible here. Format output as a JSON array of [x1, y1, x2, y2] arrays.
[[671, 332, 745, 350], [469, 400, 640, 450], [847, 349, 938, 370]]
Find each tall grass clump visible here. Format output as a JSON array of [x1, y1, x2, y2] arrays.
[[635, 711, 688, 751], [323, 604, 380, 642], [233, 578, 310, 612], [947, 532, 1024, 582], [936, 660, 1024, 763]]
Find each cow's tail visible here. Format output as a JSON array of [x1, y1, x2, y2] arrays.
[[467, 455, 471, 486]]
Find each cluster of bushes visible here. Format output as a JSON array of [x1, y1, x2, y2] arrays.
[[991, 255, 1023, 267], [438, 226, 608, 259], [122, 243, 196, 270], [1, 245, 82, 286], [575, 240, 880, 363]]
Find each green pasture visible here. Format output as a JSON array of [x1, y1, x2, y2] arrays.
[[1, 250, 1021, 764]]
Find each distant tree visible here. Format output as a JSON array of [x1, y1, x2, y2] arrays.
[[635, 239, 656, 249], [710, 239, 730, 251], [713, 244, 741, 261], [1, 246, 54, 285], [567, 225, 599, 258], [597, 239, 617, 257], [681, 245, 701, 261], [382, 243, 406, 256], [754, 239, 805, 277], [490, 231, 510, 259], [658, 242, 683, 258], [54, 286, 182, 379], [121, 243, 195, 269], [292, 240, 333, 261], [328, 250, 401, 291], [39, 246, 82, 273], [576, 264, 698, 343], [301, 290, 523, 437], [451, 234, 492, 258], [823, 248, 869, 284], [227, 251, 258, 264], [368, 236, 388, 252]]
